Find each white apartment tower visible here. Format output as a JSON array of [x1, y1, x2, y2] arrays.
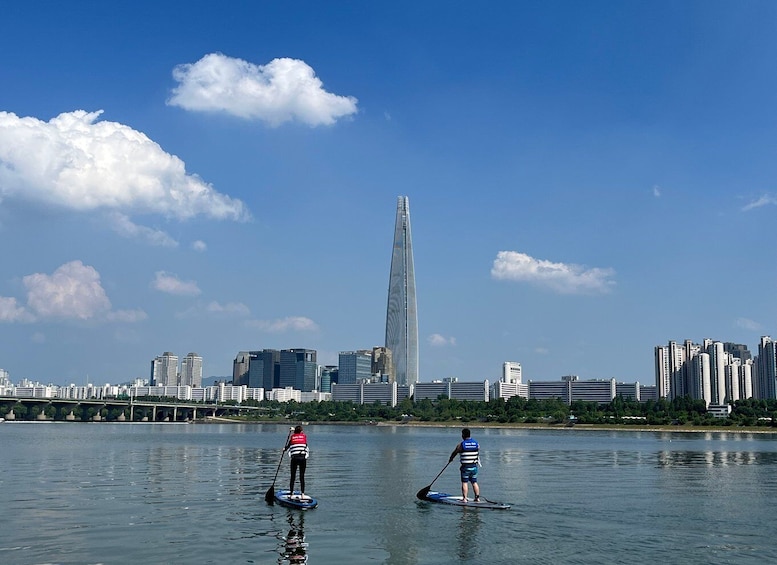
[[181, 352, 203, 387], [151, 352, 178, 386]]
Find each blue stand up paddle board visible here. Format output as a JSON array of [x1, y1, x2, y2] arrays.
[[274, 489, 318, 510], [423, 490, 510, 510]]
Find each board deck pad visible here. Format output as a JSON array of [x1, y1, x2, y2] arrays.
[[423, 490, 510, 509], [274, 489, 318, 509]]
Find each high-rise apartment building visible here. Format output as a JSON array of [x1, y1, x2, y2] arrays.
[[181, 352, 203, 387], [385, 196, 418, 387], [150, 352, 178, 386], [656, 338, 759, 404], [756, 336, 777, 399]]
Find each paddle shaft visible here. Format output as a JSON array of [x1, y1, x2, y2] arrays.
[[265, 428, 293, 502], [416, 459, 452, 499]]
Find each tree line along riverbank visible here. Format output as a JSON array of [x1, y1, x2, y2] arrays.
[[5, 395, 777, 432], [232, 396, 777, 431]]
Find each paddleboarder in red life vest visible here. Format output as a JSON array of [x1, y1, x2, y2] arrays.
[[449, 428, 481, 502], [285, 425, 309, 498]]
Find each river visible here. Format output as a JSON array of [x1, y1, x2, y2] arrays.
[[1, 422, 775, 564]]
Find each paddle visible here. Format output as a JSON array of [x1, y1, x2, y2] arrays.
[[416, 459, 451, 500], [265, 428, 293, 504]]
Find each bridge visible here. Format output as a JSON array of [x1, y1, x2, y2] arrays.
[[0, 396, 268, 422]]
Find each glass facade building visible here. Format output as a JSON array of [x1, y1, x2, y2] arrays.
[[385, 196, 419, 387]]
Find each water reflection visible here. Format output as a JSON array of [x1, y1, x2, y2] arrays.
[[456, 506, 483, 561], [278, 510, 308, 564], [657, 450, 777, 467]]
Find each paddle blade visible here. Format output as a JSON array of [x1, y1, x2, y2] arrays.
[[416, 486, 431, 500], [265, 486, 275, 504]]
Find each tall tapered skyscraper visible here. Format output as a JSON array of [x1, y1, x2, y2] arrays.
[[385, 196, 418, 386]]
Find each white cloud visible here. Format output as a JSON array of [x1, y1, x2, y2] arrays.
[[206, 301, 250, 317], [109, 212, 178, 247], [168, 53, 359, 127], [151, 271, 201, 296], [0, 296, 31, 322], [24, 260, 112, 320], [428, 333, 456, 347], [0, 261, 146, 324], [742, 194, 777, 211], [246, 316, 319, 333], [735, 317, 762, 331], [0, 110, 249, 222], [491, 251, 615, 295], [652, 185, 661, 197], [191, 240, 207, 252]]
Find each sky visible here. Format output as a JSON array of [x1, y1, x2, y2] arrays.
[[1, 1, 776, 387]]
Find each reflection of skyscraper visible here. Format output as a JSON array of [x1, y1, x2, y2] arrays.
[[385, 196, 418, 386]]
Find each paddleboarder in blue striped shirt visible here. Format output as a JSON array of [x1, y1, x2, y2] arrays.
[[449, 428, 481, 502]]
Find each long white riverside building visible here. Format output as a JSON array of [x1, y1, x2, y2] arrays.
[[0, 382, 330, 404]]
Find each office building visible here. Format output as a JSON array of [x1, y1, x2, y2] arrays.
[[280, 349, 317, 392], [502, 362, 522, 383], [338, 350, 373, 385], [385, 196, 419, 387], [372, 346, 394, 382]]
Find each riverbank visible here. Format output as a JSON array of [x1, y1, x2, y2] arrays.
[[199, 416, 777, 434], [378, 420, 777, 434]]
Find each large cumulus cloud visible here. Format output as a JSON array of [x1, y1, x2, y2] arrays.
[[0, 110, 249, 222]]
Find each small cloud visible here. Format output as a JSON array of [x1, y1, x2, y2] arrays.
[[31, 332, 46, 343], [109, 212, 178, 247], [491, 251, 615, 295], [735, 317, 762, 331], [0, 110, 250, 222], [428, 333, 456, 347], [206, 301, 250, 317], [0, 296, 32, 322], [245, 316, 319, 333], [151, 271, 201, 296], [742, 194, 777, 211], [192, 240, 207, 252], [168, 53, 358, 127], [652, 185, 661, 197], [535, 347, 549, 355]]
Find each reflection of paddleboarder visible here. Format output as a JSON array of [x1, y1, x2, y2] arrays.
[[279, 510, 308, 564]]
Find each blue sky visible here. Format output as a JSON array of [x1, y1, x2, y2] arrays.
[[1, 1, 776, 386]]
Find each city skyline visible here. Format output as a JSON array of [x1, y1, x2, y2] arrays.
[[1, 3, 776, 386]]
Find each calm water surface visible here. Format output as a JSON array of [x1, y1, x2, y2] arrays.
[[1, 423, 776, 564]]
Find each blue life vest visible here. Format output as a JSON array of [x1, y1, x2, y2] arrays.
[[459, 438, 479, 467]]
